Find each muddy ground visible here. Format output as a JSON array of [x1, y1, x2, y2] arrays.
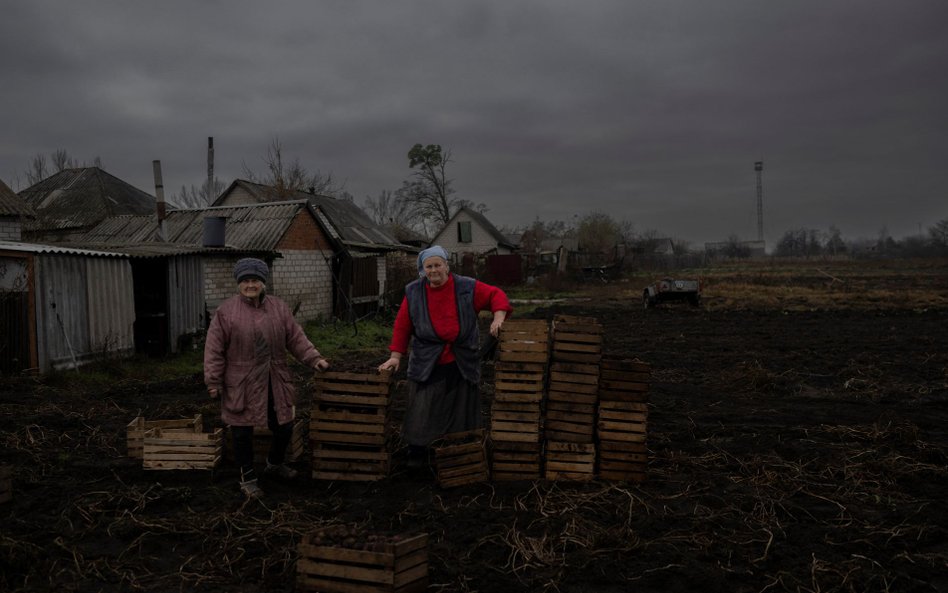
[[1, 291, 946, 592]]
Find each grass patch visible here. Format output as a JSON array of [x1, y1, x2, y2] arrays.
[[303, 316, 394, 359]]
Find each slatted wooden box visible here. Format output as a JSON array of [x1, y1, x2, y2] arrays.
[[142, 427, 223, 471], [297, 530, 429, 593], [432, 429, 489, 488], [551, 315, 603, 366], [597, 401, 648, 482], [544, 441, 596, 481], [495, 319, 551, 365], [127, 414, 203, 459], [311, 371, 394, 481], [599, 358, 651, 403], [0, 464, 11, 504], [490, 440, 542, 481]]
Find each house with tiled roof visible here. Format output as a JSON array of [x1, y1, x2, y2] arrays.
[[213, 179, 414, 314], [77, 200, 336, 330], [0, 179, 34, 242], [18, 167, 156, 242]]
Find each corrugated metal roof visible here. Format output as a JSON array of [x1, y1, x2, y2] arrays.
[[0, 240, 129, 258], [215, 180, 407, 250], [19, 167, 156, 231], [0, 179, 34, 217], [77, 200, 306, 252]]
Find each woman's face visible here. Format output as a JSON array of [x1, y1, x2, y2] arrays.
[[238, 277, 265, 299], [423, 256, 450, 287]]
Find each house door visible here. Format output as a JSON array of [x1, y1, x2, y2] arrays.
[[131, 259, 169, 356], [0, 255, 32, 373], [334, 256, 379, 318]]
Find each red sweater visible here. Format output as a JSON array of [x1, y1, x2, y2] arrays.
[[389, 275, 513, 365]]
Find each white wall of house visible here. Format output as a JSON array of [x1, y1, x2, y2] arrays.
[[0, 218, 21, 241], [430, 211, 512, 259]]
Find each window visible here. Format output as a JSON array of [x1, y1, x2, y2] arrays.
[[457, 221, 472, 243]]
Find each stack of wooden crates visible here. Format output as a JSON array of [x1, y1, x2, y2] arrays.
[[489, 319, 550, 480], [544, 315, 603, 481], [311, 370, 394, 481], [597, 356, 650, 482]]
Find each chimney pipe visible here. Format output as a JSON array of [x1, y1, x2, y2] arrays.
[[153, 160, 166, 220], [152, 160, 167, 241], [207, 137, 214, 204]]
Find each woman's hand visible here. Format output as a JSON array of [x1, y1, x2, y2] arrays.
[[490, 310, 507, 337], [314, 359, 330, 372], [378, 353, 402, 373]]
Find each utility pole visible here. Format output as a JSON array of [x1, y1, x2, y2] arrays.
[[754, 161, 764, 243]]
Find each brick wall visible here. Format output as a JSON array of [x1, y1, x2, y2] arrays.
[[278, 211, 333, 251], [270, 250, 333, 321], [0, 219, 22, 242], [204, 253, 333, 323]]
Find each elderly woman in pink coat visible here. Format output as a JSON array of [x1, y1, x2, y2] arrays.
[[204, 258, 330, 499]]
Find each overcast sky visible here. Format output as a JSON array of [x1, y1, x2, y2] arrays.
[[2, 1, 946, 246]]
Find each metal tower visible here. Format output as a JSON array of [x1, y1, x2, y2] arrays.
[[754, 161, 764, 242]]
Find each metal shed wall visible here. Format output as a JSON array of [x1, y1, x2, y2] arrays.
[[166, 255, 205, 353], [34, 254, 135, 371]]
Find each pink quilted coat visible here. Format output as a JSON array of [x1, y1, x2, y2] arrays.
[[204, 293, 323, 427]]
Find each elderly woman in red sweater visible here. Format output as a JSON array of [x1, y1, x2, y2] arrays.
[[379, 246, 512, 469]]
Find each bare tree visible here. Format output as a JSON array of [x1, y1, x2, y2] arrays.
[[25, 154, 48, 186], [51, 149, 79, 172], [23, 150, 103, 187], [170, 177, 226, 209], [364, 189, 412, 227], [241, 137, 343, 200], [405, 144, 454, 224]]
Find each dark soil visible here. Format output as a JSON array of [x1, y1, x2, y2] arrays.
[[1, 300, 946, 592]]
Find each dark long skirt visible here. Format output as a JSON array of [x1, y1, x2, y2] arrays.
[[402, 362, 482, 447]]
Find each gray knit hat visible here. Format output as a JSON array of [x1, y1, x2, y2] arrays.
[[233, 258, 269, 283]]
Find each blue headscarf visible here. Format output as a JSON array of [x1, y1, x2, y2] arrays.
[[417, 245, 450, 278]]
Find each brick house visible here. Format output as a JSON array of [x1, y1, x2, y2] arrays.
[[213, 180, 411, 317]]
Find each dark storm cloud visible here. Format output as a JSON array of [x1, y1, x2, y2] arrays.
[[1, 0, 946, 245]]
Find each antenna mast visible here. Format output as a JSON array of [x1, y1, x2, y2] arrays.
[[754, 161, 764, 242]]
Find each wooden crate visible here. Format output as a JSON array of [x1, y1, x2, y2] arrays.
[[142, 427, 223, 471], [490, 441, 542, 481], [0, 464, 11, 504], [597, 400, 648, 482], [544, 400, 596, 443], [313, 442, 391, 481], [127, 414, 203, 459], [297, 531, 428, 593], [432, 430, 489, 488], [551, 315, 603, 365], [544, 441, 596, 481], [599, 357, 651, 403], [497, 320, 550, 364], [312, 371, 394, 481], [598, 441, 648, 482]]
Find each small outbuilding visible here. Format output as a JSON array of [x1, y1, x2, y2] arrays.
[[0, 241, 135, 373]]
